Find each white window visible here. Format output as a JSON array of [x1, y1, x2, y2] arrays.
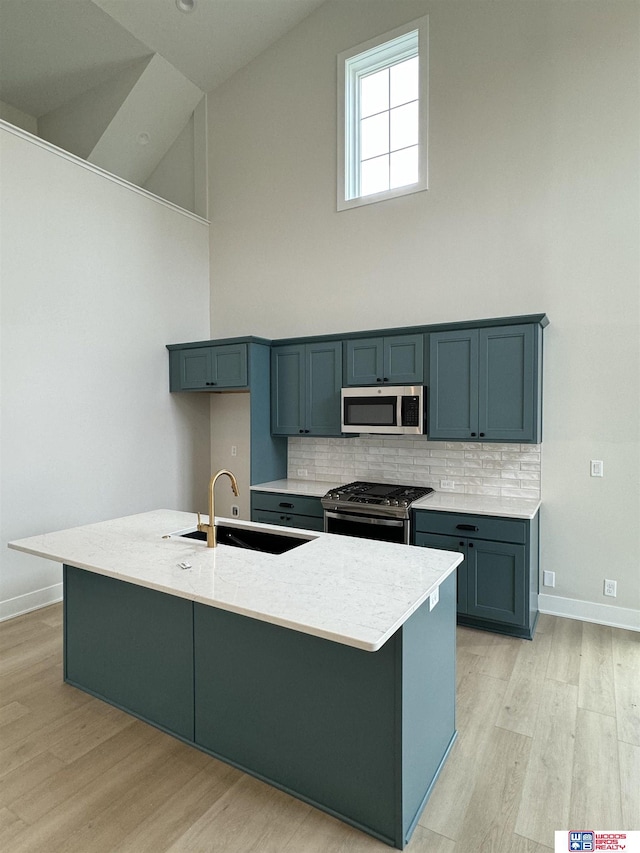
[[337, 16, 428, 210]]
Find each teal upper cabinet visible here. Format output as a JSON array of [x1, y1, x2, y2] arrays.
[[272, 341, 342, 436], [428, 324, 542, 443], [170, 343, 248, 391], [345, 334, 424, 386]]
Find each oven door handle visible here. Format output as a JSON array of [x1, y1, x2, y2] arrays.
[[324, 511, 405, 528]]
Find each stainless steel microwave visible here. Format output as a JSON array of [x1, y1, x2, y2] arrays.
[[341, 386, 425, 435]]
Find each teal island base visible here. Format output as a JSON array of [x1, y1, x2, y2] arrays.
[[63, 565, 457, 849]]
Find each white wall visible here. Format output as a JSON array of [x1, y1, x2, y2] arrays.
[[207, 1, 640, 626], [0, 124, 211, 620]]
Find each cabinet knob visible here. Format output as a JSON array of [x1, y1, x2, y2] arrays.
[[470, 432, 477, 437], [479, 432, 485, 437], [459, 541, 465, 547], [376, 378, 383, 383], [468, 542, 474, 548], [383, 377, 389, 382]]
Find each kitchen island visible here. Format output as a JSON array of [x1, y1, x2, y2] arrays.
[[9, 510, 463, 850]]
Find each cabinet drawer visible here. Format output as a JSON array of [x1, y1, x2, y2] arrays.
[[252, 509, 324, 532], [251, 491, 323, 519], [413, 510, 527, 544]]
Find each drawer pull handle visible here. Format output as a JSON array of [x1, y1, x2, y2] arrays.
[[456, 523, 479, 531], [279, 502, 294, 508]]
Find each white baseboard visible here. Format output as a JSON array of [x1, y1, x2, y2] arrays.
[[0, 583, 63, 622], [538, 593, 640, 632]]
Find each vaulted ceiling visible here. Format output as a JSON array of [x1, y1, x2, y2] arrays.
[[0, 0, 326, 118]]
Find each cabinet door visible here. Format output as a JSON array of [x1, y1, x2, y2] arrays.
[[177, 347, 213, 390], [211, 344, 248, 388], [414, 532, 467, 613], [306, 341, 342, 435], [271, 345, 305, 435], [344, 338, 384, 385], [384, 334, 424, 384], [466, 540, 526, 626], [428, 330, 479, 439], [479, 325, 536, 442]]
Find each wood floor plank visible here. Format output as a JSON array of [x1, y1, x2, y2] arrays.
[[419, 670, 508, 840], [514, 679, 578, 846], [279, 803, 398, 853], [618, 740, 640, 830], [0, 750, 66, 810], [453, 726, 532, 853], [0, 806, 28, 852], [569, 708, 623, 828], [8, 719, 161, 823], [61, 741, 221, 853], [612, 627, 640, 746], [112, 760, 243, 853], [0, 701, 30, 727], [0, 693, 131, 779], [8, 732, 193, 853], [546, 616, 583, 685], [578, 622, 616, 717], [496, 629, 552, 737], [165, 774, 311, 853]]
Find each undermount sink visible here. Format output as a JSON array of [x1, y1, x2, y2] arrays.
[[179, 524, 311, 554]]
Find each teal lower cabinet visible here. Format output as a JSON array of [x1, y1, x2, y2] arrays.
[[62, 565, 457, 850], [413, 510, 539, 640], [63, 565, 194, 739], [193, 574, 456, 849], [251, 490, 324, 532]]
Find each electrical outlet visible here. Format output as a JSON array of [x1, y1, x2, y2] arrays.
[[296, 469, 308, 478], [231, 445, 237, 457], [590, 459, 604, 477], [440, 479, 455, 489], [429, 586, 440, 611], [231, 505, 239, 517], [543, 570, 556, 587], [604, 579, 617, 597]]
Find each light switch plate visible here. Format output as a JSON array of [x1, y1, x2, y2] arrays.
[[590, 460, 604, 477]]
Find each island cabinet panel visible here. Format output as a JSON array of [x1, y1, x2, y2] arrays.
[[193, 573, 457, 850], [428, 324, 541, 442], [250, 490, 324, 531], [414, 510, 539, 640], [63, 566, 194, 740], [344, 334, 424, 386]]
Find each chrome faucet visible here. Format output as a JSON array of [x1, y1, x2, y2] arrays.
[[197, 469, 239, 548]]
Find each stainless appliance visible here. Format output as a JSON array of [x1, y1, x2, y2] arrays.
[[321, 481, 435, 544], [341, 385, 425, 435]]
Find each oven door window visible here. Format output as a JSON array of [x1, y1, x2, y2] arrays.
[[343, 396, 397, 427]]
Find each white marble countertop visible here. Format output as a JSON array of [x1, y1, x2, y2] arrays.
[[251, 479, 540, 519], [9, 510, 462, 653]]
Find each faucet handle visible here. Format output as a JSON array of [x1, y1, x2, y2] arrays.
[[197, 511, 203, 530]]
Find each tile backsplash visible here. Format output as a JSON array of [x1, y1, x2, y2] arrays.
[[288, 436, 541, 499]]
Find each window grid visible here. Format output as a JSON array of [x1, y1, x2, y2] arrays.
[[338, 16, 428, 210]]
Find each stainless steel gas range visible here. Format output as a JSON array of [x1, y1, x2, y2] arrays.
[[321, 481, 435, 545]]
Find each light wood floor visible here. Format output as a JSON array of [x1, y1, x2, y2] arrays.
[[1, 606, 638, 853]]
